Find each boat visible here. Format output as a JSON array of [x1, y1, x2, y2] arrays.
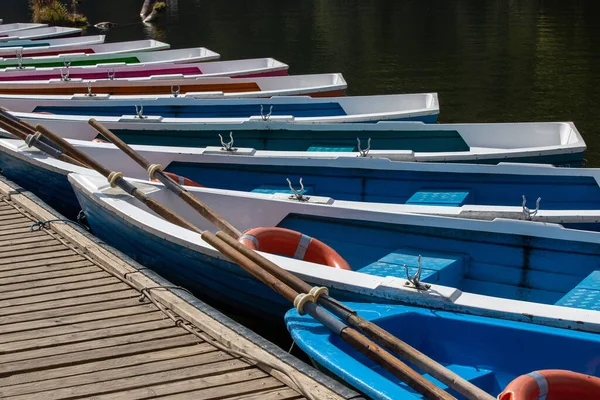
[[0, 73, 347, 97], [286, 302, 600, 399], [21, 165, 595, 332], [4, 111, 585, 165], [0, 39, 169, 59], [0, 26, 83, 41], [0, 57, 288, 81], [0, 23, 47, 36], [0, 46, 219, 69], [0, 35, 105, 51], [0, 137, 597, 227]]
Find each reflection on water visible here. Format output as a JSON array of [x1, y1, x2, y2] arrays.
[[4, 0, 600, 164]]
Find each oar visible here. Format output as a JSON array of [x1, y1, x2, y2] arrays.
[[216, 232, 494, 400], [35, 123, 456, 400], [0, 116, 87, 168], [87, 118, 241, 239], [0, 108, 62, 151], [85, 119, 492, 400]]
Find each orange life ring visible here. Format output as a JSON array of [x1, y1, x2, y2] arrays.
[[239, 227, 352, 270], [152, 172, 204, 187], [499, 370, 600, 400], [92, 138, 107, 143]]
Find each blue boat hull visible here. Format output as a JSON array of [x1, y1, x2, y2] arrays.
[[0, 151, 80, 219], [286, 303, 600, 400]]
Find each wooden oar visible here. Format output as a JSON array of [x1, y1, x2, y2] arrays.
[[87, 118, 241, 239], [35, 122, 456, 400], [216, 232, 493, 400], [85, 118, 492, 400], [0, 117, 87, 168], [0, 108, 61, 150]]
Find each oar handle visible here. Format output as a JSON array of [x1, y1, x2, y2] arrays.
[[88, 118, 242, 239]]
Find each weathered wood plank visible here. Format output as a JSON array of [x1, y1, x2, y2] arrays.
[[162, 377, 287, 400], [0, 296, 145, 325], [0, 231, 50, 246], [0, 282, 129, 308], [0, 271, 108, 293], [2, 318, 177, 354], [0, 311, 166, 345], [0, 303, 159, 335], [0, 219, 34, 231], [0, 326, 188, 366], [0, 237, 60, 253], [0, 248, 77, 266], [0, 243, 67, 259], [1, 335, 203, 380], [0, 226, 34, 236], [0, 276, 121, 301], [1, 350, 230, 397], [0, 289, 135, 318], [0, 265, 100, 286], [222, 387, 303, 400], [0, 260, 93, 279], [0, 254, 89, 272], [86, 368, 267, 400], [0, 344, 215, 387]]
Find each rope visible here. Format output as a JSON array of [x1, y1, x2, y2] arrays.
[[30, 219, 90, 232]]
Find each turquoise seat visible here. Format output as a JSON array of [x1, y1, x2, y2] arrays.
[[356, 247, 466, 287], [406, 188, 472, 207], [423, 364, 497, 393], [555, 270, 600, 311], [307, 145, 355, 152], [251, 185, 315, 195]]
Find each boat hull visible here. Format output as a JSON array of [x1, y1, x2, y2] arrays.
[[286, 303, 600, 400]]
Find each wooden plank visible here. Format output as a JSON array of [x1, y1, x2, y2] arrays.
[[0, 289, 135, 317], [0, 230, 49, 246], [0, 219, 34, 231], [0, 276, 121, 301], [0, 326, 188, 365], [3, 319, 178, 353], [0, 237, 59, 253], [0, 282, 129, 308], [0, 343, 214, 387], [1, 350, 230, 397], [0, 208, 21, 216], [2, 335, 202, 379], [9, 360, 256, 400], [0, 254, 89, 272], [85, 368, 267, 400], [0, 265, 100, 286], [0, 248, 77, 266], [0, 242, 66, 259], [160, 377, 287, 400], [0, 271, 108, 292], [0, 226, 34, 236], [222, 387, 303, 400], [0, 260, 93, 279], [0, 311, 166, 345], [0, 302, 159, 335], [0, 296, 145, 325]]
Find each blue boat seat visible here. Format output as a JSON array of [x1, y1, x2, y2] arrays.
[[307, 145, 355, 152], [251, 184, 315, 195], [555, 270, 600, 311], [356, 247, 466, 287], [406, 188, 472, 207], [423, 364, 497, 393]]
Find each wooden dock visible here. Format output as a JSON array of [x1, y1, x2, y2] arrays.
[[0, 176, 362, 400]]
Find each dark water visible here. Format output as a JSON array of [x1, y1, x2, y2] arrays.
[[6, 0, 600, 164]]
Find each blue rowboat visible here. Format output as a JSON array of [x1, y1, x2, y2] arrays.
[[285, 302, 600, 400], [0, 137, 596, 227], [64, 171, 600, 332]]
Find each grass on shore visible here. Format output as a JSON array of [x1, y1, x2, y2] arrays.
[[30, 0, 88, 27]]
